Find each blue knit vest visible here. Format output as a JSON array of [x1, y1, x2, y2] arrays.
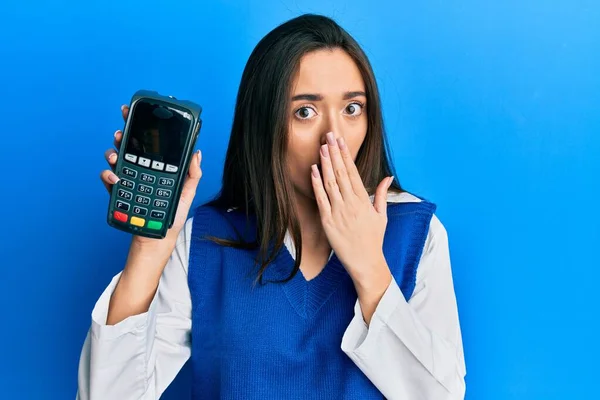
[[188, 200, 436, 399]]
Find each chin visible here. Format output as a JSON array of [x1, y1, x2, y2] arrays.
[[289, 181, 318, 202], [300, 185, 318, 201]]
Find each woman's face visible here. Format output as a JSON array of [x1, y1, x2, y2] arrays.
[[286, 48, 368, 201]]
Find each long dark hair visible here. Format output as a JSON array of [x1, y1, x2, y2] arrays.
[[205, 13, 403, 284]]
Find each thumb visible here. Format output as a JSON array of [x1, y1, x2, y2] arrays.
[[179, 150, 203, 209], [374, 176, 393, 215]]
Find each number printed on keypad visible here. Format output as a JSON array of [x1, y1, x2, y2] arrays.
[[120, 179, 134, 189], [136, 195, 151, 205], [156, 189, 171, 198], [153, 199, 169, 209], [140, 173, 156, 184], [122, 167, 137, 178], [133, 206, 148, 216], [138, 184, 153, 195], [158, 177, 175, 187], [118, 189, 133, 200]]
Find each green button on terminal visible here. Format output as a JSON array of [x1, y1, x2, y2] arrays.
[[147, 221, 163, 230]]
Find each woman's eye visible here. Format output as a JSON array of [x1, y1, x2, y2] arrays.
[[345, 102, 364, 116], [295, 107, 317, 120]]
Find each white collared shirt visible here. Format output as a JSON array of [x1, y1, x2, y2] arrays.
[[76, 192, 466, 399]]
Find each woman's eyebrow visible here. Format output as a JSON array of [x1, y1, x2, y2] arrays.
[[342, 91, 366, 99], [291, 91, 367, 102], [291, 93, 323, 101]]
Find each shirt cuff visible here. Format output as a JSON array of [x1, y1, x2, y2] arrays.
[[341, 276, 403, 356], [91, 271, 160, 341]]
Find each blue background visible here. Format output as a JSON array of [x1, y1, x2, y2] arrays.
[[1, 0, 598, 399]]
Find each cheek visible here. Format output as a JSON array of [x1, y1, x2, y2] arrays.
[[287, 134, 318, 176], [346, 137, 364, 160], [286, 132, 322, 194], [343, 126, 368, 161]]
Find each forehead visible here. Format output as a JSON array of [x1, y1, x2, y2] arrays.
[[292, 48, 365, 94]]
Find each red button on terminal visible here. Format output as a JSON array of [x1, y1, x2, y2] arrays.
[[114, 211, 128, 222]]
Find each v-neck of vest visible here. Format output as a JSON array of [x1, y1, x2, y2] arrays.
[[269, 241, 351, 320]]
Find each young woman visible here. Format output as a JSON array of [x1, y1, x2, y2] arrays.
[[78, 13, 466, 400]]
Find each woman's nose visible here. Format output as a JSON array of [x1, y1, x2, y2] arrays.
[[320, 131, 341, 147], [320, 115, 342, 145]]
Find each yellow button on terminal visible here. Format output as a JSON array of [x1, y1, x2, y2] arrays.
[[130, 216, 145, 227]]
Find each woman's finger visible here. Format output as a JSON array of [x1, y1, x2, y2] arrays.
[[311, 164, 332, 220], [113, 130, 123, 150], [374, 176, 394, 215], [178, 150, 203, 210], [100, 169, 120, 194], [337, 136, 369, 200], [319, 144, 343, 206], [121, 105, 129, 121], [115, 104, 128, 151], [325, 132, 353, 200], [105, 148, 118, 170]]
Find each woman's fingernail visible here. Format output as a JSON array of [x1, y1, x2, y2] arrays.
[[121, 105, 126, 112], [388, 176, 395, 187], [109, 174, 120, 184], [196, 150, 201, 164], [109, 153, 117, 162], [114, 130, 120, 138], [336, 137, 346, 150], [311, 164, 319, 178], [321, 144, 329, 157], [326, 132, 336, 146]]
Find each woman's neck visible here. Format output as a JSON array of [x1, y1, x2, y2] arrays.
[[292, 191, 332, 265]]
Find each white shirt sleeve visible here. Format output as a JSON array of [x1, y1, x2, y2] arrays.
[[341, 214, 467, 400], [76, 218, 194, 400]]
